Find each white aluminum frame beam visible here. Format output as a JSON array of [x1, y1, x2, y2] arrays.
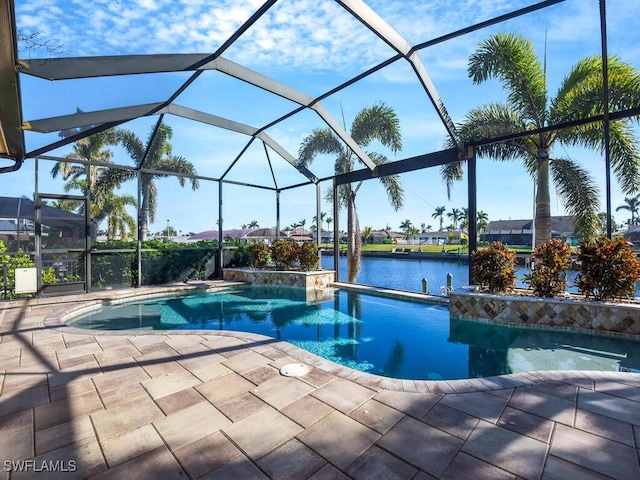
[[163, 104, 318, 182], [23, 103, 164, 133], [20, 54, 377, 171], [335, 0, 463, 151], [24, 102, 318, 183]]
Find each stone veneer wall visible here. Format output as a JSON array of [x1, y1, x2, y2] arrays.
[[449, 290, 640, 336], [223, 268, 335, 290]]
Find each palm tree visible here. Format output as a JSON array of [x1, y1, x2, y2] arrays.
[[616, 194, 640, 225], [96, 123, 199, 240], [51, 130, 139, 238], [299, 102, 403, 282], [447, 208, 462, 230], [432, 206, 446, 231], [51, 127, 118, 188], [326, 216, 333, 232], [441, 32, 640, 245], [477, 210, 489, 233], [247, 220, 259, 228], [363, 226, 372, 245], [312, 212, 327, 231], [399, 219, 413, 236], [93, 192, 137, 240], [460, 207, 470, 229]]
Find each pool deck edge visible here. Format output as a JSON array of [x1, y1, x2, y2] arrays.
[[5, 281, 638, 394], [2, 283, 640, 479]]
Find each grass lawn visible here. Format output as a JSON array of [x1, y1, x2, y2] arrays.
[[323, 243, 467, 253], [321, 243, 533, 254]]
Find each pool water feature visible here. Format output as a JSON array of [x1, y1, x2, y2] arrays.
[[67, 286, 640, 380]]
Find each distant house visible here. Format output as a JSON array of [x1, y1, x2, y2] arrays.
[[481, 216, 577, 246], [189, 228, 287, 244], [311, 231, 333, 243], [361, 230, 405, 244], [622, 225, 640, 244], [287, 227, 313, 242], [406, 230, 454, 245]]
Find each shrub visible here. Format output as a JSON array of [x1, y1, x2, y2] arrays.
[[524, 239, 571, 297], [298, 242, 319, 271], [230, 244, 248, 268], [270, 240, 299, 270], [471, 241, 517, 293], [575, 237, 640, 301], [247, 242, 270, 268]]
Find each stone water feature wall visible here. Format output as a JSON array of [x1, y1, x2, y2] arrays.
[[449, 290, 640, 336], [223, 268, 334, 293]]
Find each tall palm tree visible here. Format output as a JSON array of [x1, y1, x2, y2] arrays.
[[299, 103, 403, 282], [477, 210, 489, 233], [312, 212, 327, 231], [447, 208, 462, 229], [616, 194, 640, 225], [96, 123, 199, 240], [441, 32, 640, 245], [51, 129, 117, 212], [432, 206, 446, 231], [247, 220, 259, 228], [399, 219, 413, 236], [51, 127, 118, 188], [51, 129, 138, 238], [93, 192, 137, 240], [460, 207, 470, 229]]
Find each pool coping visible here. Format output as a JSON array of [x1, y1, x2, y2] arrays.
[[8, 281, 640, 394]]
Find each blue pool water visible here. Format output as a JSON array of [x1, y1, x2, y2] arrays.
[[68, 286, 640, 380]]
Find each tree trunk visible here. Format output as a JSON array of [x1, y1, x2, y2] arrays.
[[346, 192, 362, 283], [140, 186, 149, 241], [534, 148, 551, 246], [140, 210, 149, 241]]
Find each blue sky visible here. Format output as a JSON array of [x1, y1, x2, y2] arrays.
[[10, 0, 640, 235]]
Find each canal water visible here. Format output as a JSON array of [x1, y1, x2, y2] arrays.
[[320, 254, 583, 294]]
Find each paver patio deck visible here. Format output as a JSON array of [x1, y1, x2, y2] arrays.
[[1, 282, 639, 479]]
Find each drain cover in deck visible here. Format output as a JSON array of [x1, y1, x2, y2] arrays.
[[280, 363, 309, 377]]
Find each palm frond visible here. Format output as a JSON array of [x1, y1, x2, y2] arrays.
[[115, 129, 145, 165], [552, 55, 640, 124], [550, 158, 600, 240], [468, 32, 547, 126], [367, 151, 403, 211], [455, 104, 534, 160], [94, 168, 135, 198], [154, 156, 200, 189], [298, 128, 344, 166], [145, 124, 174, 168], [440, 161, 464, 200], [350, 102, 402, 153], [555, 120, 640, 194]]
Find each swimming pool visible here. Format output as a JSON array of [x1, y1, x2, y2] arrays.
[[67, 286, 640, 380]]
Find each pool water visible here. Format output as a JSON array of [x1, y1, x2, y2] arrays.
[[68, 286, 640, 380]]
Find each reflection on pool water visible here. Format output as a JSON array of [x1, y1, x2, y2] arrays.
[[68, 286, 640, 380]]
